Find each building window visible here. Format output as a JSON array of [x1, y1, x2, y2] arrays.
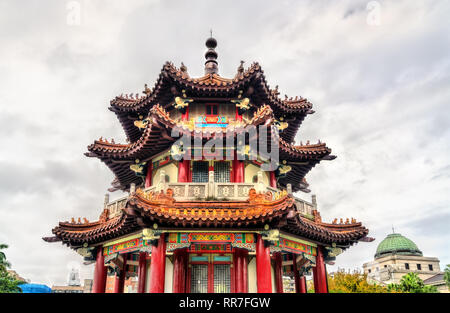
[[192, 161, 209, 183], [429, 264, 433, 271], [190, 264, 209, 293], [189, 254, 232, 293], [214, 162, 230, 183], [376, 267, 379, 271], [368, 269, 371, 273], [417, 264, 421, 270], [405, 263, 409, 270], [206, 104, 218, 116]]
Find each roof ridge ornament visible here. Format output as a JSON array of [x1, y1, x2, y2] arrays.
[[204, 34, 218, 75]]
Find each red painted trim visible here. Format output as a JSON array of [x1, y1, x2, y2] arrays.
[[256, 234, 272, 293], [92, 247, 107, 293], [274, 253, 284, 293], [137, 252, 147, 293], [149, 234, 166, 293]]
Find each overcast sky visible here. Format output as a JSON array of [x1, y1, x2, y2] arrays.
[[0, 0, 449, 286]]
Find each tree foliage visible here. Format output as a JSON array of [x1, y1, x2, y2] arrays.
[[387, 272, 438, 293], [325, 269, 389, 293], [444, 264, 450, 289], [0, 244, 23, 293]]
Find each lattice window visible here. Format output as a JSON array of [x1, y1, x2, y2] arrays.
[[190, 264, 208, 293], [192, 161, 209, 183], [214, 264, 230, 293], [214, 162, 230, 183]]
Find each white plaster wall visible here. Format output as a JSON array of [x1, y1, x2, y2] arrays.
[[164, 257, 173, 293], [247, 258, 257, 293], [152, 162, 178, 184], [244, 163, 269, 185]]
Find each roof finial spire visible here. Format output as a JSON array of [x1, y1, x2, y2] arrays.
[[204, 32, 218, 75], [392, 225, 395, 234]]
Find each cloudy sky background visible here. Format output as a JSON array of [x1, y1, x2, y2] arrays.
[[0, 0, 449, 286]]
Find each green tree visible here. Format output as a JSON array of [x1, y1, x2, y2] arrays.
[[0, 244, 23, 293], [444, 264, 450, 289], [324, 269, 389, 293], [387, 272, 438, 293]]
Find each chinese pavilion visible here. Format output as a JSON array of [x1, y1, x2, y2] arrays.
[[43, 36, 373, 293]]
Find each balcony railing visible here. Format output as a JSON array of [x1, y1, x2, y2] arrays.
[[103, 169, 316, 220]]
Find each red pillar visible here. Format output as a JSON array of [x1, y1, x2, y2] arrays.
[[145, 164, 152, 188], [313, 246, 328, 293], [269, 171, 277, 188], [181, 107, 189, 121], [242, 249, 248, 293], [292, 254, 301, 293], [178, 160, 190, 182], [233, 160, 244, 183], [92, 247, 107, 293], [273, 252, 284, 293], [137, 252, 147, 293], [256, 234, 272, 293], [118, 254, 127, 293], [172, 249, 188, 293], [149, 234, 166, 293], [235, 107, 242, 122], [235, 249, 244, 293], [299, 276, 307, 293], [113, 275, 120, 293]]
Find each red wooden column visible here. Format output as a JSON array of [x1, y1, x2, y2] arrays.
[[269, 171, 277, 188], [292, 254, 301, 293], [273, 252, 284, 293], [299, 276, 307, 293], [242, 249, 248, 293], [313, 246, 328, 293], [178, 160, 190, 182], [172, 248, 188, 293], [235, 107, 242, 122], [181, 107, 189, 121], [137, 252, 147, 293], [233, 157, 244, 183], [234, 249, 245, 293], [145, 164, 152, 188], [92, 247, 107, 293], [117, 254, 127, 293], [149, 234, 166, 293], [113, 274, 120, 293], [255, 234, 272, 293]]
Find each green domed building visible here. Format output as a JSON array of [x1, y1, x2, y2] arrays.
[[374, 233, 423, 259], [363, 232, 441, 285]]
